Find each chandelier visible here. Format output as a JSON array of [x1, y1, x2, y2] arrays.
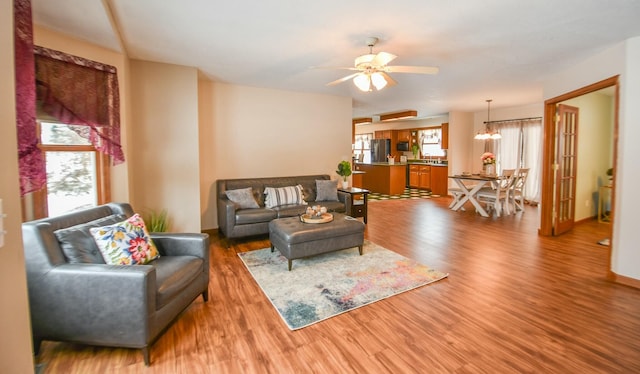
[[474, 99, 502, 140]]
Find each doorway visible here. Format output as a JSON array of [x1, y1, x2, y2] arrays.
[[539, 76, 618, 269]]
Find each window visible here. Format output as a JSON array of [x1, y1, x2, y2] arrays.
[[28, 121, 110, 218], [354, 133, 373, 163], [418, 128, 446, 158]]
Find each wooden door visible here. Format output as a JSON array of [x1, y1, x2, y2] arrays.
[[554, 104, 579, 235]]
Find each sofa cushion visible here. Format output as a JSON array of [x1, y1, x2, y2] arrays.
[[236, 208, 278, 225], [315, 179, 339, 201], [90, 214, 160, 265], [54, 213, 127, 264], [264, 185, 306, 208], [153, 255, 203, 310], [225, 187, 259, 209], [273, 204, 308, 218]]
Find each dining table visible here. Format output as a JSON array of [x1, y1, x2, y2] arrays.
[[448, 174, 504, 217]]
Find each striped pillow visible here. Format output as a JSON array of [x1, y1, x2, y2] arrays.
[[264, 185, 306, 208]]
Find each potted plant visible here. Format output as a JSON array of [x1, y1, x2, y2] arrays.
[[143, 208, 170, 232], [411, 142, 420, 159], [336, 160, 352, 188]]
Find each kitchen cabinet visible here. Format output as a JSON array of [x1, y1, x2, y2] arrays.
[[441, 122, 449, 149], [429, 166, 449, 196], [374, 130, 392, 139], [409, 165, 430, 189], [352, 171, 364, 188], [397, 130, 411, 142], [355, 163, 406, 195], [408, 164, 448, 194]]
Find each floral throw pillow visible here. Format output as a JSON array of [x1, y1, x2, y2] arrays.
[[90, 214, 160, 265]]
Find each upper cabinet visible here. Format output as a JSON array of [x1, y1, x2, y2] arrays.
[[374, 130, 392, 139], [441, 122, 449, 149], [397, 130, 411, 142]]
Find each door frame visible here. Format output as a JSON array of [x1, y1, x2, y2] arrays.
[[539, 75, 619, 269]]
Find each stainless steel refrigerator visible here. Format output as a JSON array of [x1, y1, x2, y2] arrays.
[[370, 139, 391, 163]]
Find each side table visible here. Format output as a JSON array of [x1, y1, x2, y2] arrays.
[[338, 187, 370, 224]]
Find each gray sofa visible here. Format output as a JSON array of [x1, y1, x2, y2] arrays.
[[217, 174, 352, 239], [21, 202, 209, 366]]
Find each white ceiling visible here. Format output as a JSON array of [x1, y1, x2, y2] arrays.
[[32, 0, 640, 119]]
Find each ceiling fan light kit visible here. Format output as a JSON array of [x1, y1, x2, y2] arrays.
[[474, 99, 502, 140], [353, 74, 372, 91]]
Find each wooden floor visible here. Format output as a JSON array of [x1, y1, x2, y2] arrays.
[[36, 198, 640, 373]]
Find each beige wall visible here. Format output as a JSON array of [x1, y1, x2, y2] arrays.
[[563, 92, 614, 221], [0, 2, 36, 372], [130, 60, 201, 232], [447, 111, 475, 179], [34, 25, 131, 203], [198, 82, 352, 230]]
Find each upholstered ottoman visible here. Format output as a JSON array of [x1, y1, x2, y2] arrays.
[[269, 213, 365, 270]]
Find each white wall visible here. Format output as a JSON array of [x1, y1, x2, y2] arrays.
[[130, 60, 201, 232], [544, 38, 640, 280], [198, 82, 352, 231], [562, 93, 614, 221], [0, 2, 36, 371]]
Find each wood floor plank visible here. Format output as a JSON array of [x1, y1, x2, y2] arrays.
[[34, 198, 640, 373]]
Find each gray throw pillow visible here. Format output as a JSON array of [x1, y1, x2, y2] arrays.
[[225, 187, 260, 209], [54, 214, 127, 264], [315, 179, 339, 201]]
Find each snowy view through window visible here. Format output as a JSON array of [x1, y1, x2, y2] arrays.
[[41, 122, 97, 217]]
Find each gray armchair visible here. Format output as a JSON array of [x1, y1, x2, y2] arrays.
[[21, 202, 209, 366]]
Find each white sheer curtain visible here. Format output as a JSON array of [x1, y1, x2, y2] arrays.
[[495, 119, 542, 203]]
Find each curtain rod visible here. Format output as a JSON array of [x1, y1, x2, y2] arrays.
[[484, 116, 542, 125]]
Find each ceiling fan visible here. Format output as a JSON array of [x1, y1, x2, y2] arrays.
[[317, 37, 439, 92]]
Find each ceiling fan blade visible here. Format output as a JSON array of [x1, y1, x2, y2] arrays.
[[371, 52, 397, 67], [326, 72, 362, 86], [385, 65, 439, 74], [380, 72, 397, 87]]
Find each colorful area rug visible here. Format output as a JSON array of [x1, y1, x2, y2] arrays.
[[368, 188, 433, 201], [238, 240, 448, 330]]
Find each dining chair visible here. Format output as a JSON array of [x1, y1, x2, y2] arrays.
[[476, 169, 516, 217], [448, 187, 466, 210], [510, 168, 530, 212]]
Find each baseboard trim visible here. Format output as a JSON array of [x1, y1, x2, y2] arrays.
[[202, 228, 218, 237], [608, 270, 640, 289]]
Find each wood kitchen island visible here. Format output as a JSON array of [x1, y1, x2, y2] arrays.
[[354, 162, 407, 195]]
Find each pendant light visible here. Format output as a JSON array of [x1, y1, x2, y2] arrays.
[[474, 99, 502, 140]]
